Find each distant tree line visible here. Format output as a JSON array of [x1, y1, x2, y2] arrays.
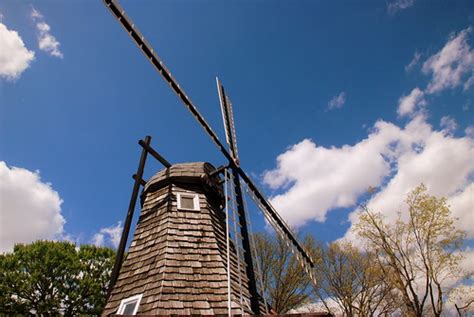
[[1, 185, 472, 316]]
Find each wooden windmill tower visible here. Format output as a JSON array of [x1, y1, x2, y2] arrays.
[[102, 0, 318, 315]]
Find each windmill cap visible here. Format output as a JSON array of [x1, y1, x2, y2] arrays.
[[142, 162, 223, 198]]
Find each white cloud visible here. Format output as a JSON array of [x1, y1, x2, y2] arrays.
[[442, 248, 474, 313], [396, 27, 474, 116], [463, 101, 470, 111], [440, 115, 458, 135], [405, 51, 421, 72], [449, 184, 474, 239], [459, 248, 474, 277], [292, 299, 342, 316], [0, 23, 35, 80], [465, 125, 474, 138], [327, 92, 346, 110], [342, 122, 474, 244], [387, 0, 415, 15], [92, 222, 123, 248], [464, 76, 474, 91], [0, 161, 65, 253], [263, 115, 474, 234], [397, 87, 426, 116], [263, 117, 414, 226], [30, 8, 43, 20], [91, 233, 104, 247], [448, 283, 474, 314], [0, 162, 125, 252], [423, 27, 474, 94], [31, 8, 63, 58]]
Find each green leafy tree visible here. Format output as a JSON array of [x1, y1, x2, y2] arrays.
[[76, 245, 116, 315], [0, 240, 115, 316], [356, 184, 467, 317]]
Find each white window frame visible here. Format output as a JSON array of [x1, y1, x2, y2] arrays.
[[117, 294, 143, 315], [177, 192, 200, 211]]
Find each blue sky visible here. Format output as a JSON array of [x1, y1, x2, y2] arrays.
[[0, 0, 473, 257]]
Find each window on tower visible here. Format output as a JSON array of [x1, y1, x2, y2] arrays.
[[177, 192, 200, 211], [117, 294, 142, 315]]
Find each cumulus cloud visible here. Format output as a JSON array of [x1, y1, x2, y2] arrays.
[[459, 248, 474, 277], [405, 51, 421, 72], [291, 299, 341, 316], [342, 123, 474, 244], [464, 76, 474, 91], [447, 283, 474, 314], [327, 92, 346, 110], [423, 27, 474, 94], [397, 87, 427, 116], [0, 23, 35, 80], [387, 0, 415, 15], [398, 28, 474, 116], [449, 184, 474, 239], [0, 161, 65, 253], [31, 7, 63, 58], [263, 115, 474, 233], [92, 222, 123, 248], [441, 248, 474, 313], [465, 125, 474, 138], [440, 115, 458, 135], [264, 116, 416, 226], [30, 8, 43, 20]]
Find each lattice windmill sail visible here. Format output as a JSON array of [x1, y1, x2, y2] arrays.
[[215, 77, 318, 294], [102, 0, 318, 315], [216, 78, 239, 166], [215, 77, 263, 313]]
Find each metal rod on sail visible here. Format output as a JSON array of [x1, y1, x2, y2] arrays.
[[216, 77, 261, 313], [216, 77, 239, 164], [224, 169, 232, 317]]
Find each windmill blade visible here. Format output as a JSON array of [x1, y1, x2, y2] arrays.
[[236, 168, 316, 270], [216, 77, 239, 165], [103, 0, 316, 286], [103, 0, 225, 156], [242, 180, 318, 287]]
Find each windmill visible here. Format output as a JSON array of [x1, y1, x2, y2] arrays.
[[102, 0, 318, 315]]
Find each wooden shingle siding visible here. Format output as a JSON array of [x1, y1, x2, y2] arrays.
[[103, 163, 263, 316]]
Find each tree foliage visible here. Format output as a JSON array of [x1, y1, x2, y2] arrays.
[[253, 232, 319, 314], [248, 185, 470, 316], [449, 281, 474, 316], [0, 240, 115, 316], [316, 241, 399, 316], [356, 184, 467, 317]]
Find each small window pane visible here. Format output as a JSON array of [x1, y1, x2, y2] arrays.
[[181, 196, 195, 209], [117, 294, 142, 315], [123, 302, 136, 315]]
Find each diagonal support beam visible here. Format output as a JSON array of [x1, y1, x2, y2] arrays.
[[108, 135, 151, 299]]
